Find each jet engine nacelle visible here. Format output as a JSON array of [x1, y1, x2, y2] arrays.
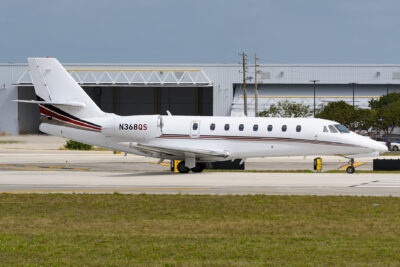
[[102, 115, 162, 140]]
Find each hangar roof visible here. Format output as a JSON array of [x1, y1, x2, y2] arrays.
[[3, 63, 400, 86]]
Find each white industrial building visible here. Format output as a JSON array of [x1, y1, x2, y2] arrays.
[[1, 62, 400, 135]]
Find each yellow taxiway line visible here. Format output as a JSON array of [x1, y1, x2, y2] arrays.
[[67, 69, 202, 72], [27, 68, 202, 72], [0, 188, 209, 194], [0, 166, 59, 171], [0, 164, 88, 171], [151, 162, 171, 167]]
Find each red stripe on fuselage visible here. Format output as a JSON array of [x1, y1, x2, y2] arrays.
[[39, 106, 101, 131]]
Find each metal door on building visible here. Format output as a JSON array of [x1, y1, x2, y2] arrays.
[[190, 121, 200, 138]]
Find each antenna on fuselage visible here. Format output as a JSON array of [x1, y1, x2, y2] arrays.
[[166, 110, 172, 116]]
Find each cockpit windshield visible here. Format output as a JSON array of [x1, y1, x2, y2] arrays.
[[334, 124, 350, 133], [328, 125, 338, 133]]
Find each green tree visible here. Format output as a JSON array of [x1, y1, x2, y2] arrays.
[[257, 100, 312, 118], [316, 101, 374, 131], [316, 101, 355, 128], [64, 140, 93, 150], [354, 108, 375, 131], [368, 92, 400, 135]]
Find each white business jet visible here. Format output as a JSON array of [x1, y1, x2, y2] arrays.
[[17, 58, 387, 173]]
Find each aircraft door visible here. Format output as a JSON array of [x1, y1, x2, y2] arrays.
[[190, 121, 200, 138]]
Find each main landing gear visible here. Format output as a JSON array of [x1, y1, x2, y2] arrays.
[[177, 161, 205, 173]]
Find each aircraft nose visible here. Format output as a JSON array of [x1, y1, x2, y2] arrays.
[[372, 140, 389, 154]]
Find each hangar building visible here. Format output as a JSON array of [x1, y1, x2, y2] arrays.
[[1, 62, 400, 135]]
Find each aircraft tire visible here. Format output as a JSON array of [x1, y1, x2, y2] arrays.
[[346, 166, 355, 174], [392, 146, 399, 151], [191, 163, 205, 173], [177, 161, 190, 173]]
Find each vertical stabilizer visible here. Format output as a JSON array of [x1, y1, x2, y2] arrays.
[[28, 57, 104, 118]]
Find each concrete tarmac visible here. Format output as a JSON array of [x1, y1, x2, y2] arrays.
[[1, 135, 400, 196], [1, 170, 400, 196]]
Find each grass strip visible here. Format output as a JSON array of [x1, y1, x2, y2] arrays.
[[1, 194, 400, 266], [0, 140, 22, 144]]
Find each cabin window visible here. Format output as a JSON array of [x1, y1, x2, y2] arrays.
[[296, 125, 301, 132], [224, 124, 230, 131], [210, 123, 215, 131], [335, 124, 350, 133], [239, 124, 244, 131], [282, 125, 287, 132], [192, 123, 198, 130], [253, 124, 258, 131], [323, 126, 328, 133], [328, 125, 338, 133], [268, 125, 273, 132]]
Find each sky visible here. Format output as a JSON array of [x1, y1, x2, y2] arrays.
[[1, 0, 400, 64]]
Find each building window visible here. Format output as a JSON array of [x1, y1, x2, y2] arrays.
[[210, 123, 215, 131], [224, 124, 230, 131], [193, 123, 198, 130], [282, 125, 287, 132], [268, 125, 273, 132], [253, 124, 258, 131], [239, 124, 244, 131], [296, 125, 301, 132]]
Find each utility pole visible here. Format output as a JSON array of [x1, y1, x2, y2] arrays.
[[254, 53, 258, 117], [310, 80, 319, 117], [241, 52, 248, 116]]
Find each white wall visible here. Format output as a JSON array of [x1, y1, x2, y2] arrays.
[[0, 65, 18, 135]]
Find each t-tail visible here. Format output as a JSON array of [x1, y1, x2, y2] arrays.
[[16, 57, 105, 132]]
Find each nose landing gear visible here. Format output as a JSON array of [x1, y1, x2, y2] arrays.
[[346, 158, 356, 174], [338, 157, 357, 174]]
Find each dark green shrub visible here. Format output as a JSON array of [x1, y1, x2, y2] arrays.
[[64, 140, 92, 150]]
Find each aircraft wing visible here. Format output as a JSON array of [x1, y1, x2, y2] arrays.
[[119, 142, 230, 159]]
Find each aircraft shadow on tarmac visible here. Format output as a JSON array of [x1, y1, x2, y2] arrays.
[[107, 171, 185, 177]]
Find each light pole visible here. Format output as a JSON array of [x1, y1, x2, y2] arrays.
[[348, 82, 357, 131], [310, 80, 319, 117], [386, 84, 390, 137], [349, 83, 357, 108], [387, 83, 390, 99]]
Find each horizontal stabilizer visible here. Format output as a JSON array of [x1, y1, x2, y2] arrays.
[[13, 100, 86, 107]]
